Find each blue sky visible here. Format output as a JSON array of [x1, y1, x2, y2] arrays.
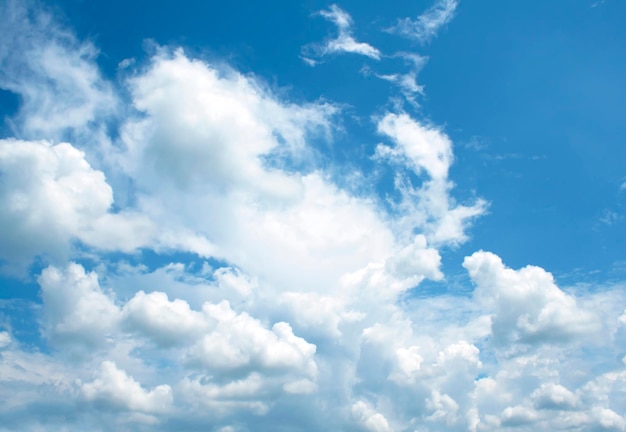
[[1, 0, 626, 431], [36, 0, 626, 277]]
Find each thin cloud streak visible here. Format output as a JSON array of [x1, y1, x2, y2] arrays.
[[389, 0, 459, 44], [302, 4, 381, 63]]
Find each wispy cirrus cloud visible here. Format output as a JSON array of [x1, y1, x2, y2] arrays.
[[0, 0, 117, 141], [375, 52, 428, 106], [302, 4, 381, 64], [389, 0, 459, 44]]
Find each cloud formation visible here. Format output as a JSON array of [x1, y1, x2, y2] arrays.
[[302, 4, 381, 63], [389, 0, 459, 44], [1, 2, 625, 432], [0, 0, 116, 140]]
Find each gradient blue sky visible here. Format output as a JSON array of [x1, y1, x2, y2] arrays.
[[1, 0, 626, 431]]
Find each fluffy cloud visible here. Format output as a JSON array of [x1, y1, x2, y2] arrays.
[[39, 263, 120, 347], [121, 50, 334, 195], [81, 361, 173, 414], [464, 251, 600, 345], [114, 50, 415, 303], [351, 400, 392, 432], [0, 138, 176, 272], [376, 113, 487, 245], [186, 301, 317, 378], [122, 291, 207, 346], [532, 383, 579, 411], [2, 2, 626, 432]]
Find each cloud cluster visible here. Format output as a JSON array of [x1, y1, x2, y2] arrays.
[[299, 2, 452, 107], [1, 2, 625, 432]]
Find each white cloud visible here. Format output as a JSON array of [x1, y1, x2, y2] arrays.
[[426, 390, 460, 424], [376, 113, 487, 246], [0, 138, 175, 272], [176, 373, 270, 416], [38, 263, 120, 347], [532, 383, 579, 410], [120, 49, 334, 197], [376, 53, 428, 106], [351, 401, 392, 432], [3, 4, 626, 432], [386, 235, 444, 282], [0, 136, 222, 271], [389, 0, 459, 44], [377, 113, 453, 180], [122, 291, 207, 346], [591, 407, 626, 431], [600, 209, 622, 226], [0, 331, 10, 349], [0, 0, 116, 140], [114, 50, 409, 305], [187, 301, 317, 377], [464, 251, 600, 345], [500, 405, 541, 427], [302, 4, 381, 62], [81, 361, 173, 414]]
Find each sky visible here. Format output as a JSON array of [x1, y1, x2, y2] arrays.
[[0, 0, 626, 430]]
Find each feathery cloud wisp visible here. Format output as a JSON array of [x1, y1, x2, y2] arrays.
[[390, 0, 459, 44], [302, 4, 381, 63]]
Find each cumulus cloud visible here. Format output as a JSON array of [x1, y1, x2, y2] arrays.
[[0, 138, 205, 271], [351, 400, 392, 432], [464, 251, 600, 345], [532, 383, 579, 411], [186, 301, 317, 378], [389, 0, 459, 44], [81, 361, 173, 414], [302, 4, 381, 63], [39, 263, 120, 347], [114, 50, 409, 302], [121, 50, 335, 194], [376, 113, 487, 245], [122, 290, 207, 346]]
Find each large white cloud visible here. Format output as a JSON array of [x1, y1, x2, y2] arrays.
[[0, 138, 165, 270], [39, 262, 120, 347], [464, 251, 600, 345]]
